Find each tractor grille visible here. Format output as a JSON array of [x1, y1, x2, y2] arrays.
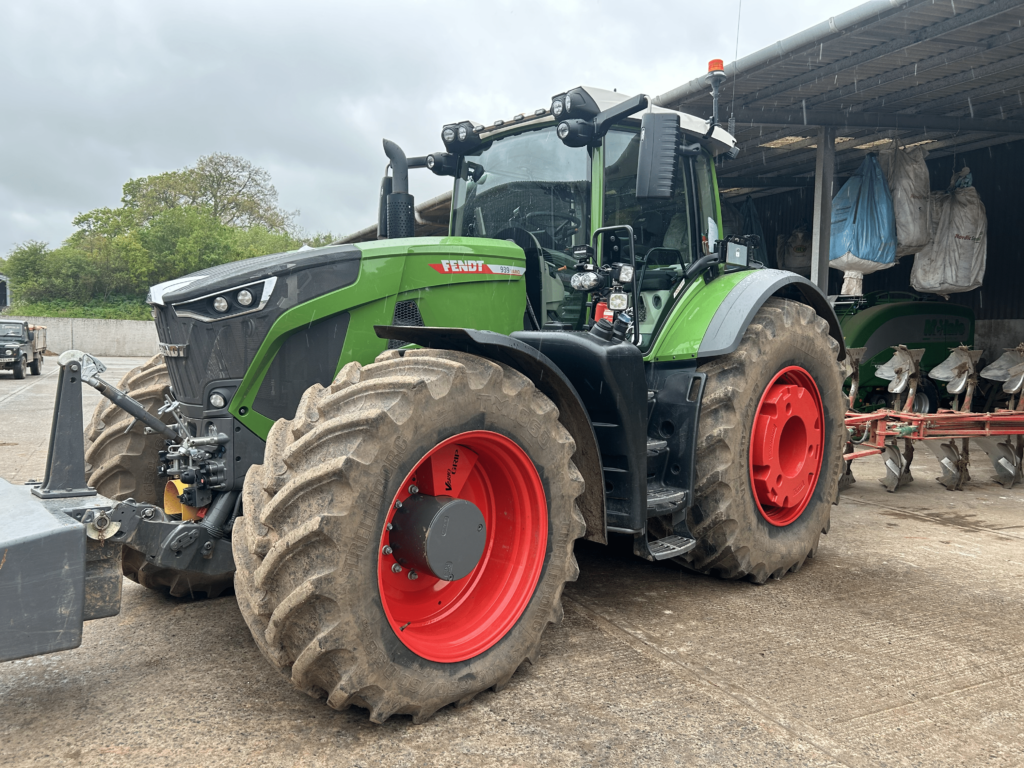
[[387, 300, 425, 349]]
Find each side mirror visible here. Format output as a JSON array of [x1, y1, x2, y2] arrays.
[[27, 330, 34, 342], [636, 112, 680, 199]]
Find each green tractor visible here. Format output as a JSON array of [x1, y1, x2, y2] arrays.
[[834, 291, 975, 412], [1, 87, 847, 722]]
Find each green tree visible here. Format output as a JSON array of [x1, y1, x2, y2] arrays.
[[2, 154, 324, 319], [121, 153, 295, 231]]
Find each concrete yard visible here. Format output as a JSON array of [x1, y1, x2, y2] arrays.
[[1, 358, 1022, 767]]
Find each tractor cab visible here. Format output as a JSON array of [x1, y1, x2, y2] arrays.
[[383, 86, 739, 349], [446, 88, 737, 347]]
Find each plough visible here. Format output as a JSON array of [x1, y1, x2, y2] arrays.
[[841, 343, 1024, 493]]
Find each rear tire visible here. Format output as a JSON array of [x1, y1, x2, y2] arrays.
[[29, 355, 42, 375], [681, 298, 845, 583], [84, 355, 234, 598], [234, 348, 586, 723], [13, 355, 26, 379]]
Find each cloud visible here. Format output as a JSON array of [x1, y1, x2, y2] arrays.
[[0, 0, 866, 250]]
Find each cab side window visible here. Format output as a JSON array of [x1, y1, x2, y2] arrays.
[[603, 130, 693, 266], [603, 129, 698, 347], [694, 152, 718, 253]]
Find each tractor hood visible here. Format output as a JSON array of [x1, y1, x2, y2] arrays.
[[145, 237, 528, 428], [147, 244, 362, 307]]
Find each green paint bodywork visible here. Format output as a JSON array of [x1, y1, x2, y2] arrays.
[[229, 237, 528, 438], [644, 270, 749, 362]]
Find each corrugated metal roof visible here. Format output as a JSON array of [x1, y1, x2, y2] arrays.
[[655, 0, 1024, 198], [338, 192, 451, 244]]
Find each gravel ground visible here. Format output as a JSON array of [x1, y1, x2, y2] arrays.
[[1, 358, 1022, 767]]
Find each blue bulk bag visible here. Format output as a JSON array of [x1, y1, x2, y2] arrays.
[[829, 155, 897, 293]]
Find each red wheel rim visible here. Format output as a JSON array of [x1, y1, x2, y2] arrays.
[[749, 366, 824, 527], [377, 430, 548, 663]]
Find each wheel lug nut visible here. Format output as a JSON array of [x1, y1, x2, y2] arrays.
[[408, 570, 418, 581], [408, 485, 419, 495], [392, 563, 402, 574], [394, 500, 403, 510], [386, 523, 393, 531], [382, 545, 393, 555]]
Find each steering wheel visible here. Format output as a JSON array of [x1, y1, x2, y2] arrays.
[[523, 210, 581, 243]]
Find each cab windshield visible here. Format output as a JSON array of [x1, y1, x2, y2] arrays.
[[0, 323, 25, 339], [452, 126, 590, 326]]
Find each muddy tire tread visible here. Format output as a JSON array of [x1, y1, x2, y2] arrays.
[[684, 298, 845, 584], [234, 349, 586, 723]]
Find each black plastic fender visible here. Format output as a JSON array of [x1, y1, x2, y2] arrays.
[[698, 269, 847, 361], [374, 325, 607, 544]]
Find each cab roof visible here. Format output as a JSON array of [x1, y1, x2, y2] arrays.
[[476, 85, 737, 156]]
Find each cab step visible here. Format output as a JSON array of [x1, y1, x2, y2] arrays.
[[646, 486, 688, 515], [647, 535, 697, 561]]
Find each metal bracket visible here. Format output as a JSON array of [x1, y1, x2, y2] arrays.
[[32, 358, 96, 499]]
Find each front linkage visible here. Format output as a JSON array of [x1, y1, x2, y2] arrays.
[[0, 350, 238, 663], [62, 351, 240, 574]]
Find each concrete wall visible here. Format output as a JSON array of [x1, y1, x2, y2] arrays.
[[2, 316, 158, 357]]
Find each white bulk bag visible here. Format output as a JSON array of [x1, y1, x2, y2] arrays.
[[878, 139, 931, 256], [911, 179, 987, 295]]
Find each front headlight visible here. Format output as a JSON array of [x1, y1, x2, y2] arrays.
[[170, 277, 276, 322], [618, 265, 634, 283], [564, 93, 572, 113], [442, 126, 456, 144], [552, 99, 563, 117], [557, 122, 570, 140], [457, 125, 468, 142]]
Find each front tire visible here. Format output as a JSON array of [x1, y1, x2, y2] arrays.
[[234, 348, 586, 723], [682, 298, 845, 583], [13, 355, 26, 379], [84, 354, 171, 505]]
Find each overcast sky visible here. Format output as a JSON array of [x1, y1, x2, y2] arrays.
[[0, 0, 867, 252]]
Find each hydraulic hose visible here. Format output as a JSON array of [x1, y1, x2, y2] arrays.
[[89, 377, 179, 439]]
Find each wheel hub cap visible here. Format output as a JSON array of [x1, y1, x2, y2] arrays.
[[750, 366, 824, 526], [389, 495, 487, 581]]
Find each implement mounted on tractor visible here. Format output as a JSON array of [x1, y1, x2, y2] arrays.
[[1, 81, 847, 723]]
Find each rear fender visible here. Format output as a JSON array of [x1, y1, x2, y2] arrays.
[[374, 325, 607, 544], [698, 270, 846, 361], [647, 269, 845, 364]]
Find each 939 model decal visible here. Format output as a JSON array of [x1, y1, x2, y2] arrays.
[[430, 260, 526, 277]]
